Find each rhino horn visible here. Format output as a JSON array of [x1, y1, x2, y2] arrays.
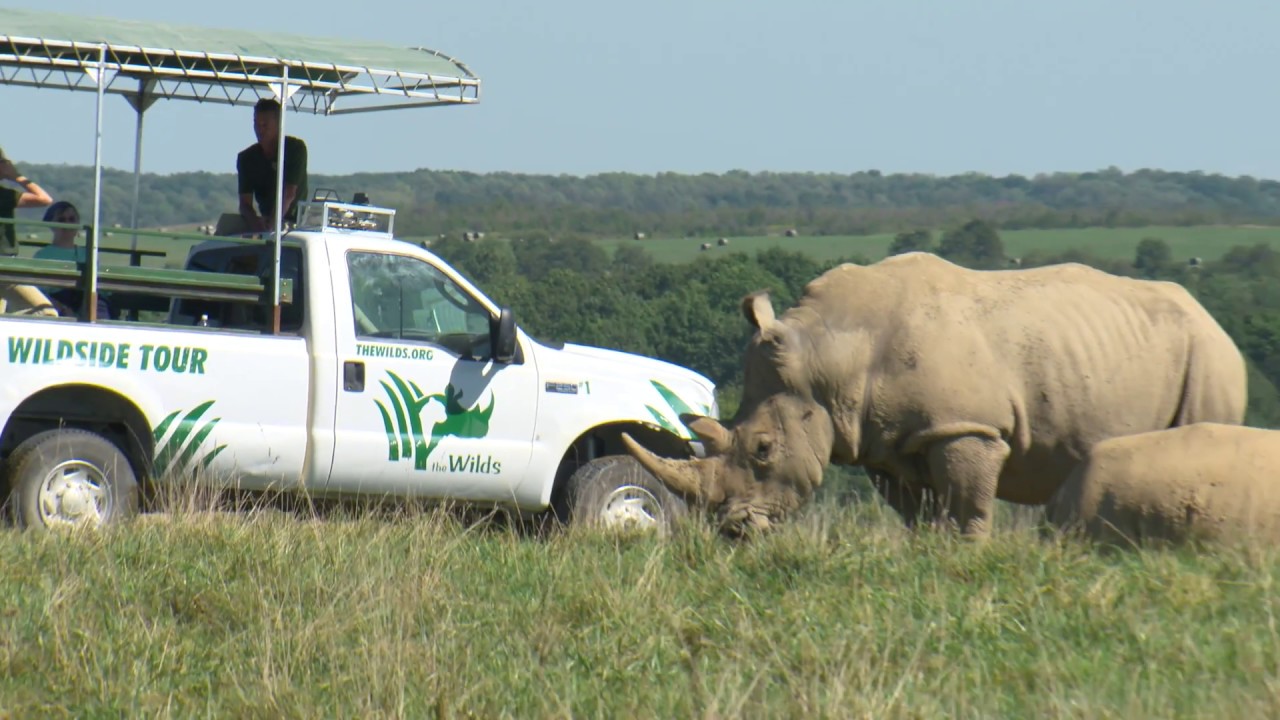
[[680, 413, 733, 456], [621, 432, 713, 502]]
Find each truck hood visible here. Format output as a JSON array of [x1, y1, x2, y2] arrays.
[[556, 342, 714, 392], [524, 334, 719, 432]]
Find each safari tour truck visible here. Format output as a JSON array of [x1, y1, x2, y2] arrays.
[[0, 9, 714, 532]]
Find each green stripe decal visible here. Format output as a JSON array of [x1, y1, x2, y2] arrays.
[[152, 400, 223, 477], [154, 400, 215, 473], [645, 404, 681, 435], [651, 380, 696, 419], [380, 379, 412, 458], [375, 398, 399, 461], [172, 417, 222, 475], [199, 444, 228, 470], [152, 410, 181, 444]]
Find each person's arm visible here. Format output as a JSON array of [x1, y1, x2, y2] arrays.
[[0, 159, 52, 207], [279, 184, 299, 225], [280, 137, 307, 225], [239, 192, 265, 231], [15, 177, 52, 208], [236, 153, 266, 232]]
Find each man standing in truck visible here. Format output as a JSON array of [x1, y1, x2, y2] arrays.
[[0, 147, 53, 256], [236, 98, 308, 233]]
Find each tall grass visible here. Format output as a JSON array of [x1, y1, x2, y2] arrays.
[[2, 487, 1278, 718]]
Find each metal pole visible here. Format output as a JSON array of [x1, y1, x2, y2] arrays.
[[84, 43, 107, 323], [129, 89, 145, 266], [270, 66, 288, 335]]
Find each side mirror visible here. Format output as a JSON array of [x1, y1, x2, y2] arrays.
[[491, 307, 517, 364]]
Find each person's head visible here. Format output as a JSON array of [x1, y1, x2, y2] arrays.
[[253, 98, 283, 146], [43, 201, 80, 245]]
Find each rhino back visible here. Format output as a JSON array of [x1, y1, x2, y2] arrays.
[[1048, 423, 1280, 546]]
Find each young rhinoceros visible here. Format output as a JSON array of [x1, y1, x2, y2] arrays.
[[623, 252, 1247, 538], [1046, 423, 1280, 547]]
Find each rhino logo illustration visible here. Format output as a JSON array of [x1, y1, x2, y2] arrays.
[[375, 370, 495, 471]]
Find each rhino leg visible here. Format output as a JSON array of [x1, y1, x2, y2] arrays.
[[925, 435, 1010, 538], [869, 470, 945, 528]]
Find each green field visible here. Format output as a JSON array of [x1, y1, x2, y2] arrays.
[[598, 225, 1280, 265], [18, 223, 1280, 272], [3, 493, 1278, 717]]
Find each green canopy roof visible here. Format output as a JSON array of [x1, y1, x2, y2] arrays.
[[0, 6, 480, 114]]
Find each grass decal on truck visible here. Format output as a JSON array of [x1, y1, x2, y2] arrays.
[[646, 380, 713, 439], [375, 370, 495, 471], [152, 401, 227, 477]]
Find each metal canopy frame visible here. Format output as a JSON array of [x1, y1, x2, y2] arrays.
[[0, 35, 480, 115], [0, 7, 480, 114], [0, 8, 481, 332]]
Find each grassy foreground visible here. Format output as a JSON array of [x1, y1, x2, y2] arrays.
[[1, 495, 1277, 718]]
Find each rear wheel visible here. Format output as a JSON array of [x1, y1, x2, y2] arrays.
[[558, 455, 687, 534], [3, 428, 139, 530]]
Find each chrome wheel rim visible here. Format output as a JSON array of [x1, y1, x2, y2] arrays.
[[36, 460, 111, 528], [600, 484, 663, 530]]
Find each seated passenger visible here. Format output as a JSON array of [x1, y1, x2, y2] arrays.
[[237, 98, 308, 232], [34, 201, 112, 318]]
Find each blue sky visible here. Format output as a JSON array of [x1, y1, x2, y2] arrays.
[[2, 0, 1278, 179]]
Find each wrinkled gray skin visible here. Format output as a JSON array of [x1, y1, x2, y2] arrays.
[[623, 252, 1248, 538]]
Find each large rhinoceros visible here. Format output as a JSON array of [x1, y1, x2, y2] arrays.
[[622, 252, 1248, 538]]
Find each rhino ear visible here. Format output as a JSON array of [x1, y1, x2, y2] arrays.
[[681, 413, 733, 456], [741, 291, 777, 331]]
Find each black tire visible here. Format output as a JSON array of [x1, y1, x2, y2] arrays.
[[3, 428, 139, 530], [558, 455, 688, 534]]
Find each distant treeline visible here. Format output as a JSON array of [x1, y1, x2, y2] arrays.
[[428, 225, 1280, 429], [16, 164, 1280, 237]]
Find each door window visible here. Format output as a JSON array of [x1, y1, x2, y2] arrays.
[[347, 251, 493, 360]]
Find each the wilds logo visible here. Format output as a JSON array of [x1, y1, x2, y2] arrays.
[[447, 453, 502, 475], [375, 370, 498, 473]]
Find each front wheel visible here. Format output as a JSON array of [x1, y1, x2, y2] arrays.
[[558, 455, 687, 534], [3, 428, 139, 530]]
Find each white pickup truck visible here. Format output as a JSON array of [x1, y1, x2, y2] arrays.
[[0, 200, 715, 531]]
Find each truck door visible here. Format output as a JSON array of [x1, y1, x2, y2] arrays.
[[325, 247, 539, 502]]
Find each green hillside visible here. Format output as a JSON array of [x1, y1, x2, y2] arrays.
[[594, 225, 1280, 265], [18, 222, 1279, 271]]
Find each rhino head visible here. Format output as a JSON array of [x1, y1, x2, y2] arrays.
[[623, 291, 840, 537]]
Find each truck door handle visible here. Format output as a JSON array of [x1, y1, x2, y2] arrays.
[[343, 360, 365, 392]]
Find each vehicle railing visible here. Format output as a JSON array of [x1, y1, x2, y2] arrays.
[[0, 217, 293, 323]]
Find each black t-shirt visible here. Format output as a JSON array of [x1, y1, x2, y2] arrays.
[[0, 186, 17, 255], [236, 136, 308, 222]]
